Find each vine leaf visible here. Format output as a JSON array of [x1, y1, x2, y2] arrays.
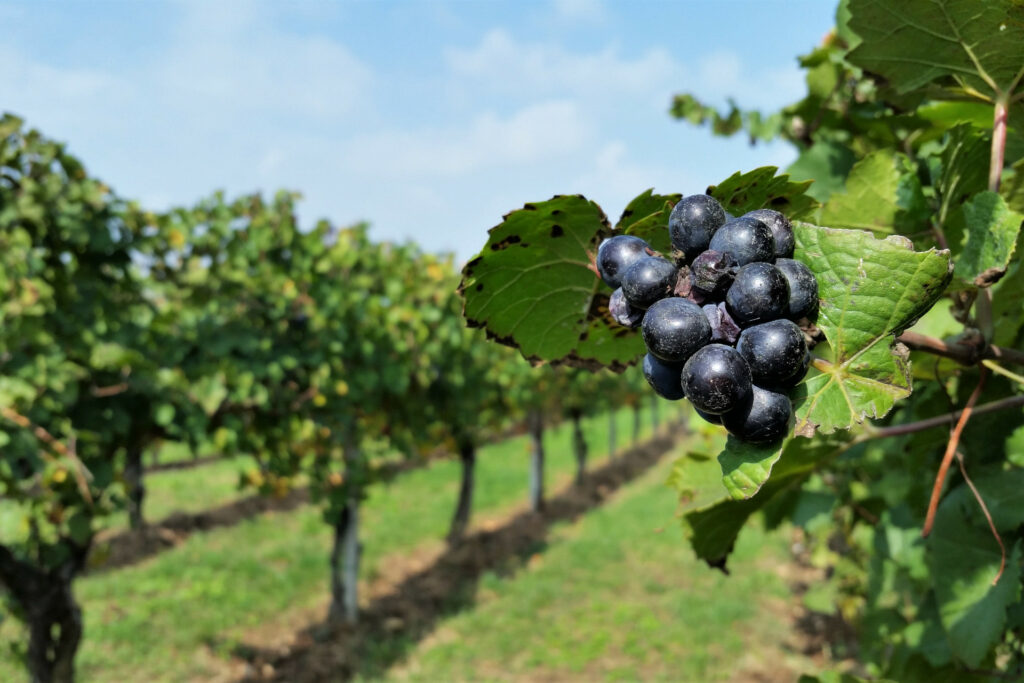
[[928, 470, 1024, 668], [707, 166, 819, 220], [673, 435, 855, 567], [818, 150, 928, 236], [951, 191, 1023, 287], [793, 223, 952, 437], [620, 188, 680, 254], [847, 0, 1024, 99], [460, 195, 645, 370]]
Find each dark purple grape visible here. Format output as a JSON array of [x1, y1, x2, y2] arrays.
[[775, 258, 819, 320], [708, 216, 775, 266], [695, 407, 722, 425], [689, 249, 738, 295], [621, 256, 678, 310], [597, 235, 650, 289], [726, 262, 789, 327], [702, 302, 742, 345], [641, 297, 712, 363], [668, 194, 728, 260], [721, 385, 792, 444], [681, 344, 753, 415], [736, 319, 808, 388], [745, 209, 794, 259], [642, 353, 685, 400], [609, 288, 644, 328]]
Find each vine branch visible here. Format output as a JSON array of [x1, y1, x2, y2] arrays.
[[922, 367, 987, 538], [897, 331, 1024, 367]]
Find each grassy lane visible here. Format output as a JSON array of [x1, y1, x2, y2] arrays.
[[383, 459, 818, 683], [0, 403, 679, 682]]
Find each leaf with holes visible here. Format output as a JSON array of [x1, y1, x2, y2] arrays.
[[460, 195, 644, 370], [707, 166, 819, 220], [793, 223, 952, 436], [619, 188, 679, 254], [847, 0, 1024, 99]]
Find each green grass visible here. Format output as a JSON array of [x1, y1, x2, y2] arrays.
[[382, 459, 816, 683], [0, 403, 680, 682]]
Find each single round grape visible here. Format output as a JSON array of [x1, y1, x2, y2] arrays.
[[597, 235, 650, 289], [681, 344, 752, 415], [641, 297, 712, 363], [707, 216, 775, 266], [726, 262, 789, 327], [736, 319, 808, 388], [775, 258, 819, 320], [621, 256, 678, 310], [721, 385, 792, 444], [745, 209, 794, 259], [689, 249, 737, 294], [702, 302, 742, 345], [609, 288, 644, 328], [668, 194, 727, 260], [642, 353, 686, 400]]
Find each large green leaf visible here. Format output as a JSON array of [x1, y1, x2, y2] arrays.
[[460, 195, 643, 369], [936, 125, 990, 230], [928, 470, 1024, 668], [793, 223, 952, 436], [952, 191, 1023, 287], [847, 0, 1024, 99], [786, 140, 857, 204], [675, 435, 855, 565], [818, 150, 928, 235], [707, 166, 819, 220]]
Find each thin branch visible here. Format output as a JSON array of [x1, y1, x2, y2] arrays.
[[0, 406, 94, 504], [955, 449, 1007, 585], [897, 330, 1024, 367], [982, 360, 1024, 388], [923, 367, 987, 538], [870, 394, 1024, 440], [91, 382, 130, 397], [990, 97, 1010, 193]]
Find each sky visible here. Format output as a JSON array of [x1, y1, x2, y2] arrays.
[[0, 0, 838, 262]]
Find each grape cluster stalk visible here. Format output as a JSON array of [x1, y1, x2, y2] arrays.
[[599, 195, 819, 444]]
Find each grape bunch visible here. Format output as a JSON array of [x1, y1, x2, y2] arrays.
[[598, 195, 818, 444]]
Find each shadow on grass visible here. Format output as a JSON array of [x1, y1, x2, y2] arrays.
[[230, 423, 685, 682], [87, 459, 423, 574]]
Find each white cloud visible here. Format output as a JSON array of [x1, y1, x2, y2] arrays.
[[693, 50, 805, 110], [158, 2, 374, 121], [552, 0, 609, 23], [444, 29, 682, 102], [342, 100, 594, 178]]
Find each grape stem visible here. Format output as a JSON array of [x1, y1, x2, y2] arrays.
[[921, 366, 986, 539], [897, 330, 1024, 367]]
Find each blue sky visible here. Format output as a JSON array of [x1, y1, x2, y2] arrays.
[[0, 0, 837, 261]]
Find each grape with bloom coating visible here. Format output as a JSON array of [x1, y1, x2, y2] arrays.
[[775, 258, 819, 320], [642, 353, 685, 400], [736, 319, 808, 388], [622, 256, 678, 309], [597, 235, 650, 289], [668, 194, 728, 259], [708, 216, 774, 266], [721, 385, 792, 443], [681, 344, 752, 415], [641, 297, 711, 363], [745, 209, 794, 259], [726, 262, 789, 327]]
